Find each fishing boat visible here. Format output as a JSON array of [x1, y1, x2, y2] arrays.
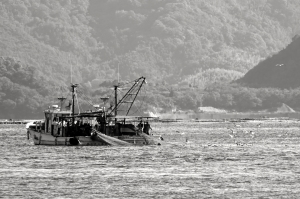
[[26, 77, 160, 146]]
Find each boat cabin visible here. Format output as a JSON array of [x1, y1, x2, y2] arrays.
[[44, 107, 97, 137]]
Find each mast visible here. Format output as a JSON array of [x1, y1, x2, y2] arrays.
[[71, 84, 78, 126], [114, 85, 118, 124]]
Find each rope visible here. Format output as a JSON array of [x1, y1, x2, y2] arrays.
[[76, 90, 94, 107], [130, 85, 147, 115], [118, 79, 137, 87], [75, 90, 81, 114]]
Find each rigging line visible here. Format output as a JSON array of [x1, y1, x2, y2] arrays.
[[108, 88, 115, 98], [117, 88, 125, 97], [130, 96, 145, 115], [117, 78, 139, 87], [118, 84, 132, 90], [109, 78, 145, 113], [126, 81, 145, 113], [140, 86, 148, 111], [75, 91, 81, 114], [129, 85, 147, 115], [76, 90, 94, 107], [105, 89, 115, 105], [117, 86, 138, 110], [76, 95, 94, 111], [76, 87, 97, 105], [64, 93, 71, 102], [140, 84, 151, 104], [101, 89, 114, 104], [78, 90, 93, 102], [124, 79, 138, 86]]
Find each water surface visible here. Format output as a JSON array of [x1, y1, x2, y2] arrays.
[[1, 120, 300, 198]]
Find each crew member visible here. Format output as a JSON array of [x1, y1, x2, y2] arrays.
[[137, 120, 143, 131], [143, 122, 152, 135]]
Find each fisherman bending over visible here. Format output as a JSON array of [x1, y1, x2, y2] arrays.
[[143, 122, 152, 135]]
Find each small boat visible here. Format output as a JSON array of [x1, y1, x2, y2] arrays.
[[27, 77, 160, 146]]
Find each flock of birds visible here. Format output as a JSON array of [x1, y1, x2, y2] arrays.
[[175, 122, 265, 147], [158, 121, 291, 147], [226, 123, 262, 146]]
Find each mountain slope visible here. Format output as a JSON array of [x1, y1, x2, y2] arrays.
[[2, 0, 300, 118], [236, 36, 300, 89], [88, 0, 300, 83]]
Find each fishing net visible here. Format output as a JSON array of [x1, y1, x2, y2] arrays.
[[91, 129, 160, 146], [91, 129, 133, 146], [138, 132, 160, 145]]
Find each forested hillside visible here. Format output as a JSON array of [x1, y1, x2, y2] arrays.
[[1, 0, 300, 118], [89, 0, 299, 83], [237, 35, 300, 89]]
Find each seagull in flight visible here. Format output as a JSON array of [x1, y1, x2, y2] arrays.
[[227, 128, 236, 138]]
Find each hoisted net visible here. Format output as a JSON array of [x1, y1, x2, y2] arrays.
[[91, 129, 133, 146], [137, 131, 159, 145], [91, 129, 160, 146]]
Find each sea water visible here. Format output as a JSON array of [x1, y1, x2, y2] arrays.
[[1, 120, 300, 198]]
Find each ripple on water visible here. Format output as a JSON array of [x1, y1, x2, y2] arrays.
[[1, 123, 300, 198]]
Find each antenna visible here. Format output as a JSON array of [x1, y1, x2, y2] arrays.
[[117, 62, 120, 84], [71, 62, 73, 84], [69, 53, 73, 84]]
